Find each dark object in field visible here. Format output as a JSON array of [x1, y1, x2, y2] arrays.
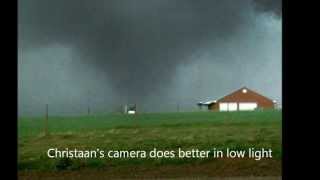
[[125, 104, 137, 114]]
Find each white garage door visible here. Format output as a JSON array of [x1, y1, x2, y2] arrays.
[[219, 102, 238, 111], [219, 103, 228, 111], [239, 103, 257, 111], [228, 103, 238, 111]]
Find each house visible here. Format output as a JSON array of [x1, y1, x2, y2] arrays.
[[198, 87, 276, 111]]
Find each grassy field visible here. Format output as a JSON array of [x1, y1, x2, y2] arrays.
[[18, 110, 282, 179]]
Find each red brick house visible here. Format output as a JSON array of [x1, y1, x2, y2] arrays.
[[198, 87, 276, 111]]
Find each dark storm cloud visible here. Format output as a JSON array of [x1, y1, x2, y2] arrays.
[[19, 0, 252, 100], [252, 0, 282, 17], [18, 0, 282, 115]]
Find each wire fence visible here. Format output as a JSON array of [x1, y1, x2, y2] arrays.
[[18, 102, 209, 117], [18, 100, 282, 117]]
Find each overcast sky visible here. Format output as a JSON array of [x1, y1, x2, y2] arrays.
[[18, 0, 282, 116]]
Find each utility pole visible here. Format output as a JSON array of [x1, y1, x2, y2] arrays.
[[134, 104, 137, 114], [87, 90, 91, 116], [177, 103, 180, 112], [44, 104, 48, 136]]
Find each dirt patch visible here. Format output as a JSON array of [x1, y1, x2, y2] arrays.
[[19, 159, 281, 180]]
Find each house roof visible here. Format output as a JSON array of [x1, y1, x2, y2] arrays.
[[198, 86, 275, 105], [198, 100, 217, 105]]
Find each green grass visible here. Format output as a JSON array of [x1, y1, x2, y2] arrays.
[[18, 110, 282, 171]]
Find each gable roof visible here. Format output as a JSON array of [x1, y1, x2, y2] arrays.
[[198, 86, 275, 105], [217, 86, 274, 102]]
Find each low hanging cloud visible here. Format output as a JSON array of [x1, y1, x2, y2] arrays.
[[252, 0, 282, 17], [18, 0, 282, 115]]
